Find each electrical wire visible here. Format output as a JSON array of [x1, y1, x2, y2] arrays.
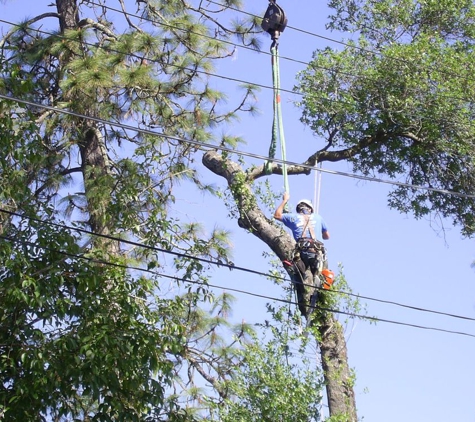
[[112, 0, 475, 106], [0, 19, 467, 201], [1, 231, 474, 339], [2, 8, 474, 407], [1, 10, 475, 330], [1, 17, 474, 211], [1, 205, 475, 326], [2, 87, 475, 332], [1, 91, 474, 202], [2, 13, 475, 110], [1, 92, 474, 322], [204, 0, 475, 88]]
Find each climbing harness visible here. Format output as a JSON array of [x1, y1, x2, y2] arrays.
[[262, 1, 289, 193], [296, 238, 326, 274], [282, 213, 334, 318]]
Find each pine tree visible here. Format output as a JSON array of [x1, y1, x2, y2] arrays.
[[0, 0, 262, 419]]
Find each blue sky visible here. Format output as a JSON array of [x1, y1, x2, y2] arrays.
[[211, 3, 475, 420], [2, 1, 475, 421]]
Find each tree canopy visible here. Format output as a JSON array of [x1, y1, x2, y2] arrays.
[[0, 1, 329, 420], [295, 0, 475, 236], [4, 0, 473, 420]]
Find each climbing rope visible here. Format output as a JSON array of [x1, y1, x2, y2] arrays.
[[313, 161, 323, 214]]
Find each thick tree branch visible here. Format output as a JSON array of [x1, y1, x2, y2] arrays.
[[246, 161, 311, 182], [203, 149, 358, 421], [202, 150, 294, 261], [246, 132, 385, 182], [304, 132, 384, 167]]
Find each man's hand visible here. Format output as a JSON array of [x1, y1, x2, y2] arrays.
[[274, 192, 290, 221]]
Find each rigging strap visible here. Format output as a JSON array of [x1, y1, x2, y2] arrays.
[[265, 43, 288, 193]]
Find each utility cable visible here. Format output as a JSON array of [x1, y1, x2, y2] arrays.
[[2, 15, 475, 110], [1, 232, 474, 339], [2, 92, 475, 202], [0, 22, 471, 202], [1, 206, 475, 325], [0, 10, 472, 336], [204, 0, 475, 88], [1, 20, 475, 322], [75, 1, 475, 105]]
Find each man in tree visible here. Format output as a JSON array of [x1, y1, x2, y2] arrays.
[[274, 192, 332, 313]]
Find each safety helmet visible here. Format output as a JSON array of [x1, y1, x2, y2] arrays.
[[296, 199, 313, 213], [322, 269, 335, 290]]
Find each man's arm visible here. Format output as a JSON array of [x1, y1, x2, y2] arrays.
[[274, 192, 290, 221], [322, 219, 330, 240]]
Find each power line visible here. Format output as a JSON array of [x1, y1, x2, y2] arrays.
[[2, 11, 474, 111], [1, 205, 475, 326], [1, 13, 475, 325], [1, 92, 474, 201], [0, 18, 292, 95], [1, 231, 474, 339], [0, 27, 468, 198], [1, 79, 474, 329], [205, 0, 475, 89]]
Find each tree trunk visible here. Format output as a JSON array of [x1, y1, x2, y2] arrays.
[[319, 313, 357, 421], [203, 150, 357, 421], [56, 0, 118, 252], [56, 0, 79, 32]]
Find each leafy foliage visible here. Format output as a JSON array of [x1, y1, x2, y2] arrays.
[[0, 99, 185, 420], [208, 331, 323, 422], [296, 0, 475, 236], [0, 0, 264, 419]]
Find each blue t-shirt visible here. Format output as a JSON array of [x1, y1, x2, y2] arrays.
[[280, 213, 328, 242]]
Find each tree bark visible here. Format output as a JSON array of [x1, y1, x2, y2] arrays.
[[320, 313, 357, 421], [56, 0, 79, 32], [203, 150, 357, 421], [56, 0, 117, 252]]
